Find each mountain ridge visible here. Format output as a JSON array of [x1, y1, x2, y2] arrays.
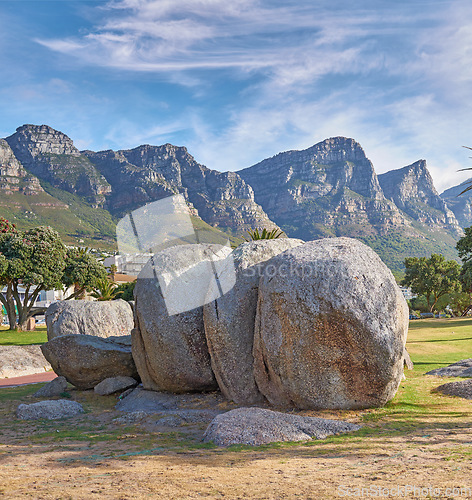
[[0, 124, 469, 273]]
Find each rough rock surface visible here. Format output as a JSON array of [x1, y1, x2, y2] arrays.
[[133, 244, 233, 393], [0, 139, 44, 196], [45, 299, 134, 341], [0, 345, 51, 378], [427, 359, 472, 378], [41, 334, 138, 389], [253, 237, 409, 410], [16, 399, 84, 420], [203, 407, 361, 446], [434, 379, 472, 400], [94, 376, 138, 396], [203, 238, 304, 404], [33, 376, 68, 398]]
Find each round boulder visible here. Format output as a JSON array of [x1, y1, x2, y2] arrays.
[[253, 237, 408, 410], [203, 238, 303, 404], [133, 244, 233, 393], [45, 299, 134, 341]]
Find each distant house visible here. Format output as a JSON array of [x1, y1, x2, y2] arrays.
[[104, 253, 152, 276], [399, 286, 416, 301]]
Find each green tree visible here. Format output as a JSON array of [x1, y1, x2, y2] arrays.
[[63, 247, 108, 300], [402, 254, 461, 313], [90, 278, 119, 301], [0, 226, 66, 330], [115, 280, 136, 302]]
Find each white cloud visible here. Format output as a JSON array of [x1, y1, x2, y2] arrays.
[[30, 0, 472, 193]]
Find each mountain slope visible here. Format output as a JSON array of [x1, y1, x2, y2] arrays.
[[5, 125, 111, 207], [238, 137, 461, 273], [84, 143, 277, 235], [378, 160, 461, 233], [440, 179, 472, 229]]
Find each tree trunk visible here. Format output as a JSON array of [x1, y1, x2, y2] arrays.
[[2, 284, 18, 330]]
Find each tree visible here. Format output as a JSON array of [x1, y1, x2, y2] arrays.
[[402, 254, 461, 313], [115, 280, 136, 302], [0, 226, 66, 330], [62, 247, 108, 300], [454, 226, 472, 315], [90, 278, 119, 301]]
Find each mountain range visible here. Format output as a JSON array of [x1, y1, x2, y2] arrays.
[[1, 124, 471, 275]]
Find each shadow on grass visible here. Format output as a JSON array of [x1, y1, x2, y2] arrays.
[[409, 338, 472, 343]]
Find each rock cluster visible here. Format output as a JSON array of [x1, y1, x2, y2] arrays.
[[133, 237, 408, 410]]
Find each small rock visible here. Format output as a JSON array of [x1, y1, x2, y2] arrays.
[[434, 379, 472, 400], [203, 407, 361, 446], [16, 400, 84, 420], [33, 376, 68, 398], [403, 349, 414, 370], [427, 359, 472, 378], [94, 376, 138, 396]]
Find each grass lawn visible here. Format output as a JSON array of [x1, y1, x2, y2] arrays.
[[0, 317, 470, 498], [0, 326, 48, 346]]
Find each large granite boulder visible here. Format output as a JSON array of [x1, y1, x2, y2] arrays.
[[253, 237, 409, 410], [41, 334, 138, 389], [203, 407, 361, 446], [203, 238, 303, 404], [133, 244, 233, 393], [45, 299, 134, 341]]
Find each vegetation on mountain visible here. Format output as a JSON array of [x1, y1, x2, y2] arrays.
[[402, 254, 461, 313]]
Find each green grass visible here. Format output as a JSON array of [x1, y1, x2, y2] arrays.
[[0, 326, 47, 346]]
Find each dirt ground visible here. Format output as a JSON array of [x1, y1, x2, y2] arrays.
[[0, 384, 471, 499]]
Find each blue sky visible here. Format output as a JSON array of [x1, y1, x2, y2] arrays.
[[1, 0, 472, 192]]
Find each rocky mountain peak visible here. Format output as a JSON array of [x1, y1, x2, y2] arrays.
[[6, 124, 80, 166], [304, 136, 367, 163], [378, 160, 461, 232]]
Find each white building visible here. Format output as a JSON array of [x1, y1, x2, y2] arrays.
[[399, 286, 416, 301], [104, 253, 152, 276]]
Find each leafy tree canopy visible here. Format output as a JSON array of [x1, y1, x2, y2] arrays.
[[402, 254, 461, 313], [0, 226, 66, 329], [63, 247, 108, 300]]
